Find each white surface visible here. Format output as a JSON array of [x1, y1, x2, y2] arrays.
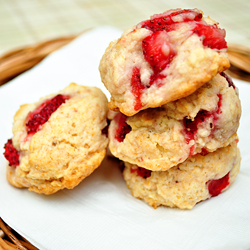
[[0, 27, 250, 250]]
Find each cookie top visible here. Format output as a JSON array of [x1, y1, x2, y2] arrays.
[[5, 83, 109, 194], [99, 8, 230, 116], [108, 73, 241, 171], [123, 141, 241, 209]]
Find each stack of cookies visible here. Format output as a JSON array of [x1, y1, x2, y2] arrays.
[[99, 8, 242, 209]]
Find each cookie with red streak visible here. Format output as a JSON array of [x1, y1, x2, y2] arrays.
[[4, 83, 109, 194], [99, 8, 230, 116], [123, 141, 241, 209], [108, 74, 241, 171]]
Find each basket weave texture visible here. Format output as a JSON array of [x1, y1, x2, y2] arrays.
[[0, 37, 250, 86], [0, 218, 38, 250], [0, 36, 250, 250], [0, 35, 77, 86]]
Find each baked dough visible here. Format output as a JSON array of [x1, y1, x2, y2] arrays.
[[108, 74, 241, 171], [5, 83, 109, 194], [99, 8, 230, 116], [123, 141, 241, 209]]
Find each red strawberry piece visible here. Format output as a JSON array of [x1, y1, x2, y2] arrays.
[[131, 67, 145, 111], [216, 94, 223, 116], [142, 31, 176, 77], [193, 23, 227, 49], [184, 110, 212, 143], [142, 31, 176, 86], [207, 172, 230, 197], [184, 94, 222, 145], [140, 9, 203, 32], [26, 94, 69, 134], [130, 166, 152, 179], [114, 113, 132, 142], [200, 148, 209, 156], [220, 72, 235, 89], [4, 139, 20, 167]]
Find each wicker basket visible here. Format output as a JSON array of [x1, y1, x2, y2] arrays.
[[0, 36, 250, 250], [0, 218, 38, 250], [0, 38, 250, 86], [0, 35, 77, 86]]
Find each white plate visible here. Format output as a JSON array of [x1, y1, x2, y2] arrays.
[[0, 27, 250, 250]]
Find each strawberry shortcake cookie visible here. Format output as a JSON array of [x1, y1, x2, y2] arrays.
[[99, 8, 230, 116], [123, 141, 241, 209], [4, 83, 109, 194], [108, 73, 241, 171]]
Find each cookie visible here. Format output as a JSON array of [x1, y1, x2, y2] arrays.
[[123, 141, 241, 209], [4, 83, 109, 194], [99, 8, 230, 116], [108, 73, 241, 171]]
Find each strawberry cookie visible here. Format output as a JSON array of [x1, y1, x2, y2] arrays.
[[99, 8, 230, 116], [123, 141, 241, 209], [108, 73, 241, 171], [4, 83, 109, 194]]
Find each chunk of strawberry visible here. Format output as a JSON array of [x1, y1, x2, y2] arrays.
[[184, 110, 211, 142], [140, 9, 203, 32], [220, 72, 235, 89], [130, 166, 152, 179], [193, 23, 227, 49], [131, 67, 145, 111], [114, 113, 132, 142], [142, 31, 176, 78], [184, 94, 222, 144], [207, 172, 230, 197], [26, 94, 70, 134], [4, 139, 20, 167]]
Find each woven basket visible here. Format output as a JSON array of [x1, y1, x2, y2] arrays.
[[0, 218, 38, 250], [0, 36, 250, 250], [226, 44, 250, 81], [0, 38, 250, 86], [0, 35, 77, 86]]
